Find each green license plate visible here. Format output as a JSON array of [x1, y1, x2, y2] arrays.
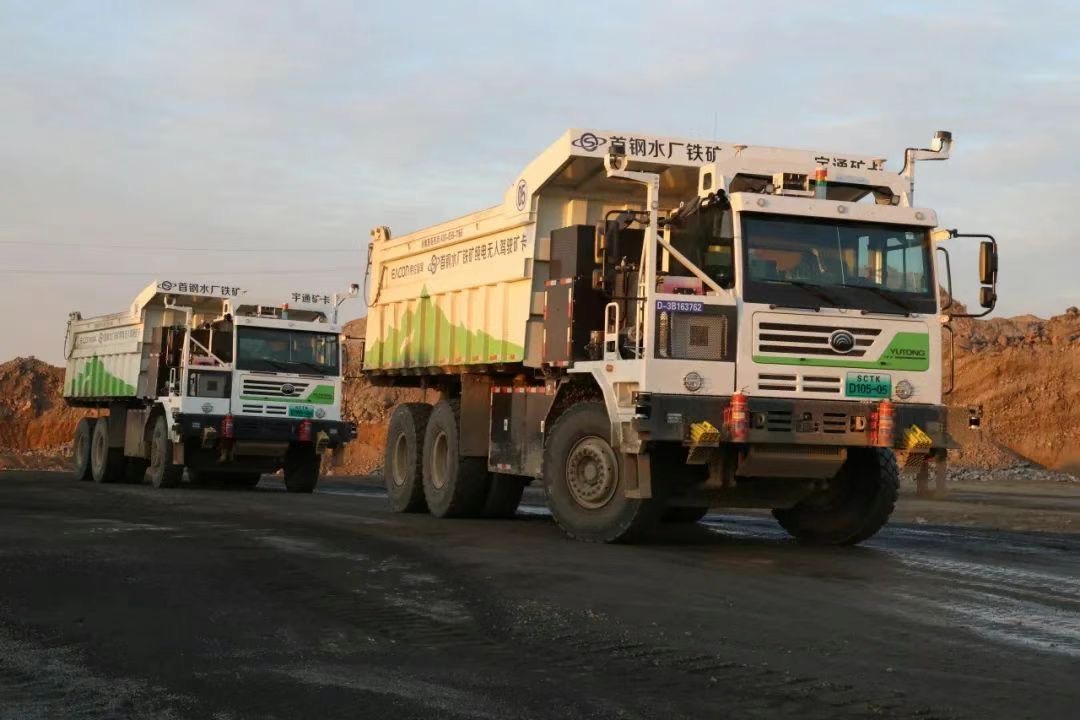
[[845, 372, 892, 399], [288, 405, 315, 418]]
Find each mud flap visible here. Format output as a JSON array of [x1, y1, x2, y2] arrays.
[[328, 443, 346, 469], [622, 452, 652, 499]]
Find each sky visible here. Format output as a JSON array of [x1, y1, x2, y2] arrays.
[[1, 0, 1077, 363]]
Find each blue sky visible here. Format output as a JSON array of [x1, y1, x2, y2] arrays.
[[1, 0, 1077, 362]]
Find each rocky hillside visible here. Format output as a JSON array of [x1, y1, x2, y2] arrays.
[[945, 305, 1080, 473], [3, 308, 1078, 476], [0, 357, 87, 468]]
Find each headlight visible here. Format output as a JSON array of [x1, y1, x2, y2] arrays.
[[895, 380, 914, 400]]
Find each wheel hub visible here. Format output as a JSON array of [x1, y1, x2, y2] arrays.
[[391, 434, 409, 487], [565, 437, 617, 510], [431, 430, 449, 490]]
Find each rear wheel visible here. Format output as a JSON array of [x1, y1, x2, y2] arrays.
[[284, 446, 320, 493], [483, 473, 526, 518], [90, 416, 125, 484], [384, 403, 433, 512], [543, 402, 661, 543], [422, 400, 490, 518], [772, 448, 899, 546], [124, 459, 148, 484], [72, 418, 96, 481], [147, 414, 183, 489]]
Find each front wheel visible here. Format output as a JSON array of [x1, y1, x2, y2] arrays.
[[663, 506, 709, 523], [147, 414, 183, 489], [284, 447, 320, 493], [772, 448, 899, 546], [543, 402, 660, 543]]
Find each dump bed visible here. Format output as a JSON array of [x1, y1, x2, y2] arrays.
[[363, 129, 710, 373], [64, 309, 145, 400], [63, 282, 242, 403]]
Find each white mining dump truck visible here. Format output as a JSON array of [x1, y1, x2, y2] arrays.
[[64, 281, 357, 491], [360, 128, 998, 544]]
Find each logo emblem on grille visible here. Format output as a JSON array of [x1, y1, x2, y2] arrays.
[[829, 330, 856, 354], [683, 372, 704, 392], [280, 383, 296, 396]]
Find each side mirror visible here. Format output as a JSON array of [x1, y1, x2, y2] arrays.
[[979, 241, 997, 285], [979, 286, 997, 310]]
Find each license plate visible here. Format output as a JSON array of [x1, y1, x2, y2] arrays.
[[845, 372, 892, 399], [288, 405, 314, 418]]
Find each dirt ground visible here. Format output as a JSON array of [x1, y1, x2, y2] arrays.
[[1, 469, 1077, 720]]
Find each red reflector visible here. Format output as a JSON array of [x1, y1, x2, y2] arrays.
[[221, 414, 234, 439], [298, 419, 313, 442]]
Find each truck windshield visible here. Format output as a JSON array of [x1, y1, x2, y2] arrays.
[[741, 214, 936, 314], [236, 327, 341, 376]]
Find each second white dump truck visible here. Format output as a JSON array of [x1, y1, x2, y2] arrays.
[[361, 128, 998, 544], [64, 281, 357, 490]]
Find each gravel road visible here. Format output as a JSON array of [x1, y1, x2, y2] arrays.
[[0, 471, 1077, 719]]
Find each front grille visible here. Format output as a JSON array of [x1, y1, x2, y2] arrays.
[[801, 375, 841, 394], [758, 373, 797, 392], [240, 403, 288, 415], [241, 378, 311, 398], [754, 372, 841, 395], [757, 321, 880, 358]]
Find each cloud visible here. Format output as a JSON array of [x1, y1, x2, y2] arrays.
[[0, 1, 1077, 361]]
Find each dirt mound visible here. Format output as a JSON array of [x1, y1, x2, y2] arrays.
[[0, 357, 87, 454], [942, 303, 1080, 473]]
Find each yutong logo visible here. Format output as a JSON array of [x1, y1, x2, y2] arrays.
[[829, 330, 857, 354], [887, 348, 928, 359], [280, 384, 295, 396]]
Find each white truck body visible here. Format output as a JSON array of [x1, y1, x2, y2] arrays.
[[363, 128, 997, 543], [64, 280, 356, 489]]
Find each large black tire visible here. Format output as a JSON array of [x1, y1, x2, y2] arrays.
[[124, 459, 148, 484], [284, 447, 320, 493], [421, 400, 490, 518], [772, 448, 899, 546], [483, 474, 526, 518], [543, 402, 661, 543], [147, 414, 183, 489], [663, 506, 709, 523], [90, 416, 126, 484], [72, 417, 96, 482], [384, 403, 433, 513]]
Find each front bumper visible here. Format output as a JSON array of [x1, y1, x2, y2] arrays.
[[632, 394, 955, 450], [174, 414, 356, 447]]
